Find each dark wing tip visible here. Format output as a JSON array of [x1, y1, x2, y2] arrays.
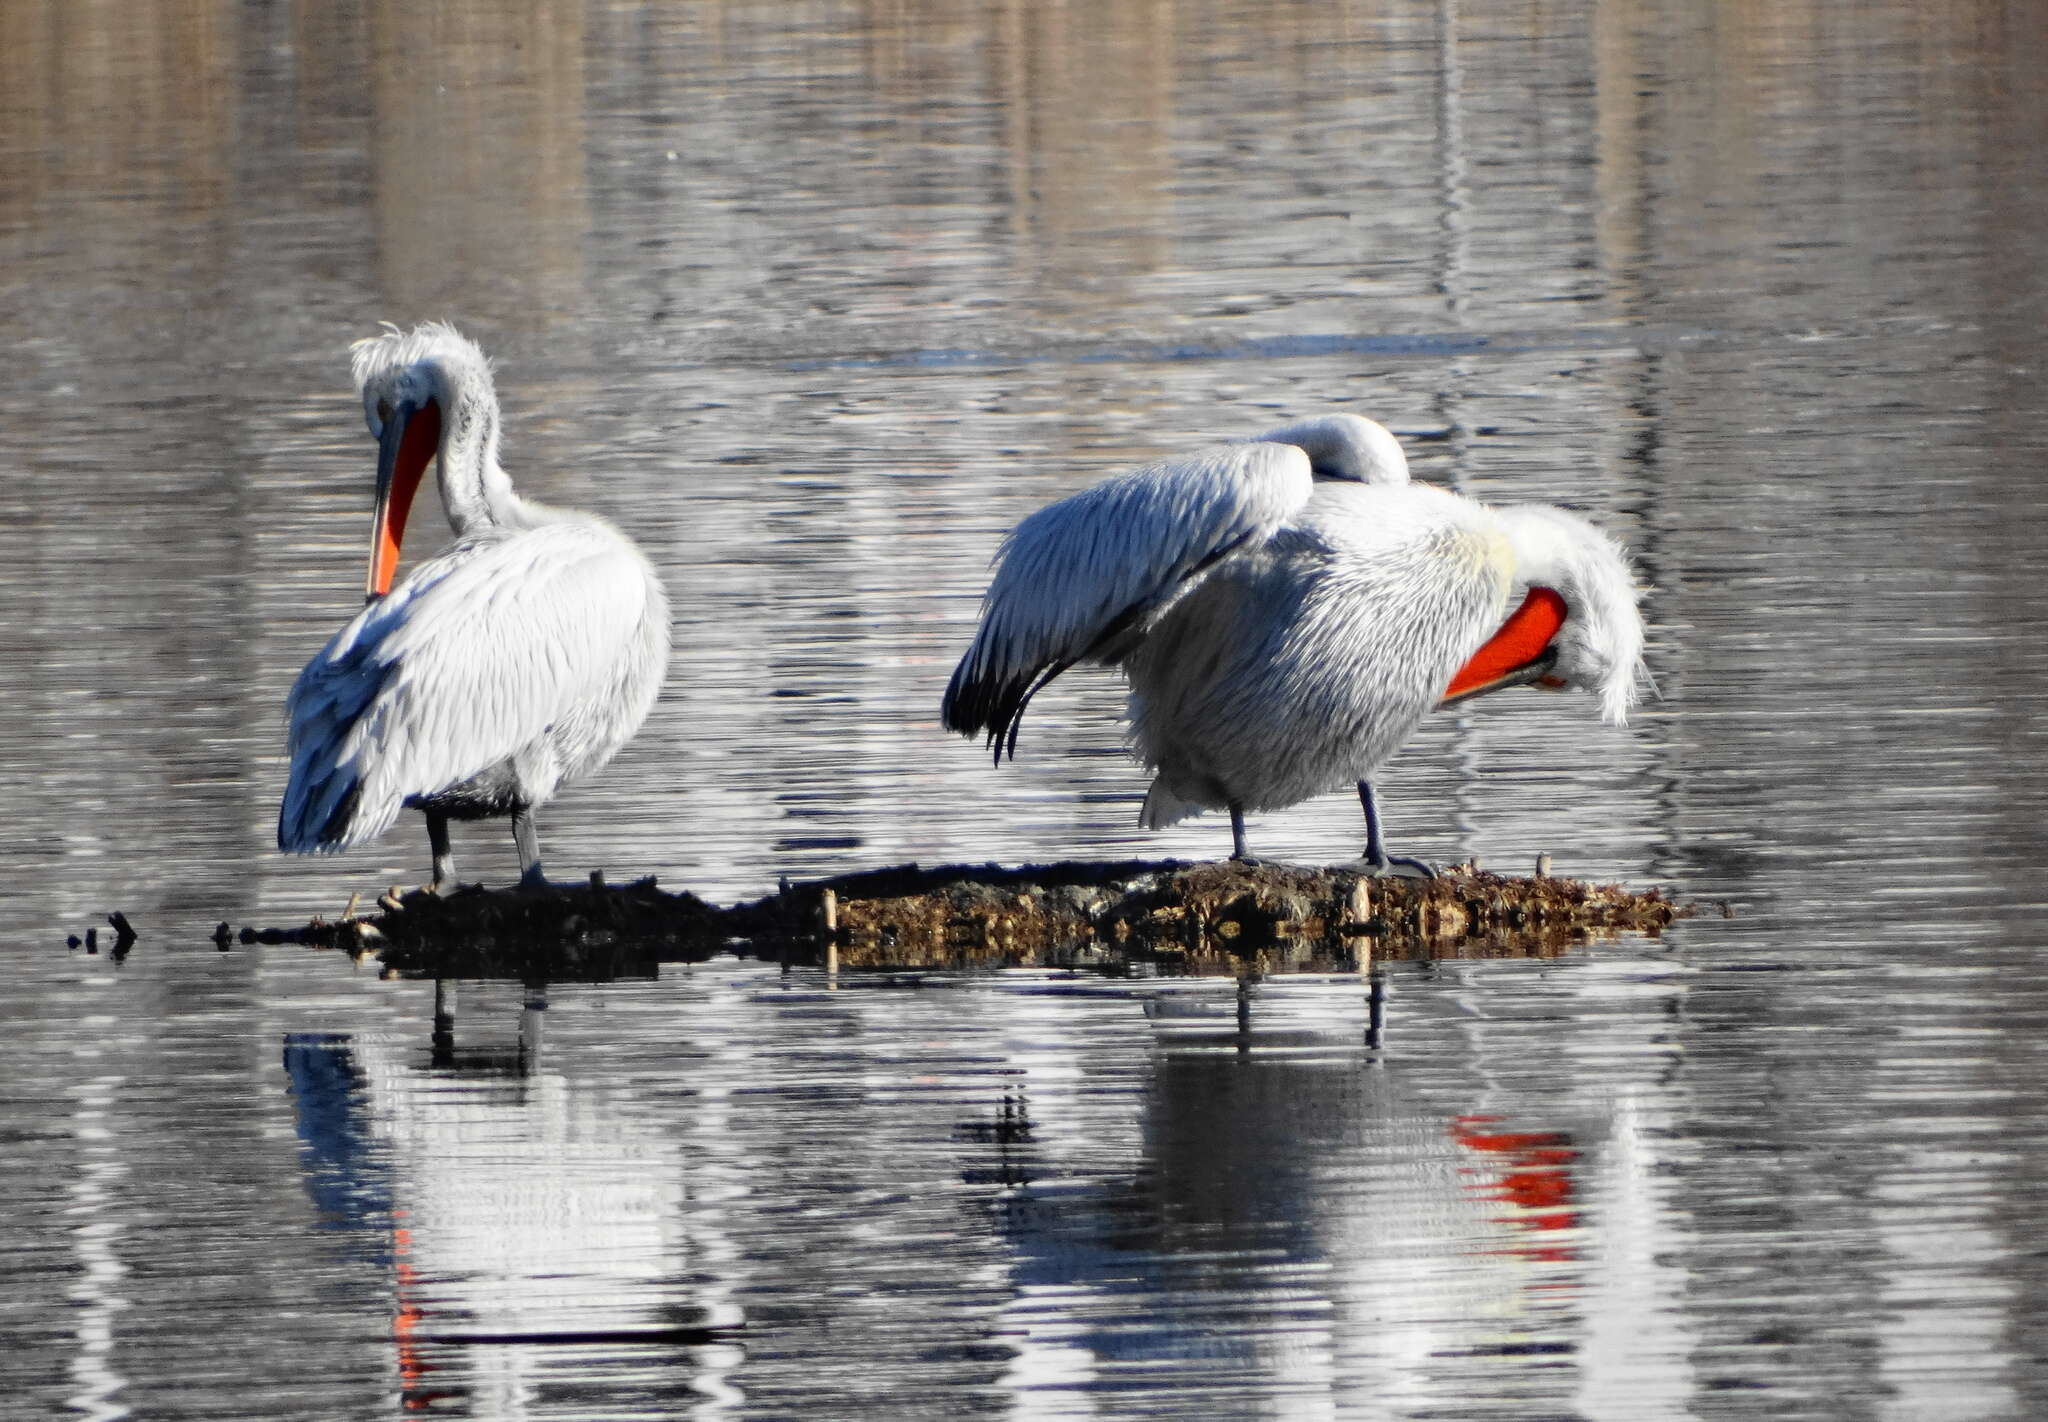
[[942, 656, 1070, 766], [940, 657, 983, 738], [317, 780, 363, 849], [278, 768, 363, 854]]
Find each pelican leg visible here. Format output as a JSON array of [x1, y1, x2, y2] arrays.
[[1357, 782, 1434, 879], [1229, 803, 1254, 863], [1228, 804, 1300, 868], [511, 805, 547, 889], [426, 810, 457, 893]]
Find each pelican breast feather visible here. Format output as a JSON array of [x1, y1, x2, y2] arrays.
[[280, 515, 669, 853]]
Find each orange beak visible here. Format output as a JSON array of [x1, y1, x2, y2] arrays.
[[1441, 586, 1568, 707], [366, 397, 442, 602]]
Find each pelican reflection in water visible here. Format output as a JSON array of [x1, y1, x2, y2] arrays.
[[942, 415, 1646, 871], [279, 324, 671, 890]]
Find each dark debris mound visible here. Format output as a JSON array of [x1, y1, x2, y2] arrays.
[[245, 875, 725, 981], [241, 859, 1691, 980], [780, 859, 1690, 970]]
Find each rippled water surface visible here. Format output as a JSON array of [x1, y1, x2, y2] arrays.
[[6, 1, 2048, 1417]]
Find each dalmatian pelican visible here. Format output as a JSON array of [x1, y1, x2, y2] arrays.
[[279, 323, 670, 890], [942, 414, 1644, 872]]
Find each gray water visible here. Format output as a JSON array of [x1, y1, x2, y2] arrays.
[[6, 1, 2048, 1417]]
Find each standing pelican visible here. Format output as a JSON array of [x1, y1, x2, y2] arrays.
[[941, 415, 1644, 870], [279, 323, 671, 890]]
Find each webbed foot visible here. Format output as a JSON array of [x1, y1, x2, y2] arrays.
[[1354, 853, 1436, 881], [512, 865, 573, 894], [1229, 853, 1312, 871]]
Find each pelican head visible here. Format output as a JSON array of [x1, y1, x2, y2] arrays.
[[348, 323, 504, 601], [1444, 505, 1646, 723], [1250, 413, 1410, 486]]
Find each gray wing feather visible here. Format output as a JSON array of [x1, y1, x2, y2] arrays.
[[279, 520, 668, 852], [942, 441, 1313, 758]]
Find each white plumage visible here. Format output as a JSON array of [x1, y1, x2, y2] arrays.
[[279, 323, 670, 889], [942, 414, 1646, 869], [941, 441, 1313, 758]]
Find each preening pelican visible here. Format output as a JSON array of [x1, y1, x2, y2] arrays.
[[279, 323, 671, 889], [942, 415, 1645, 871]]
